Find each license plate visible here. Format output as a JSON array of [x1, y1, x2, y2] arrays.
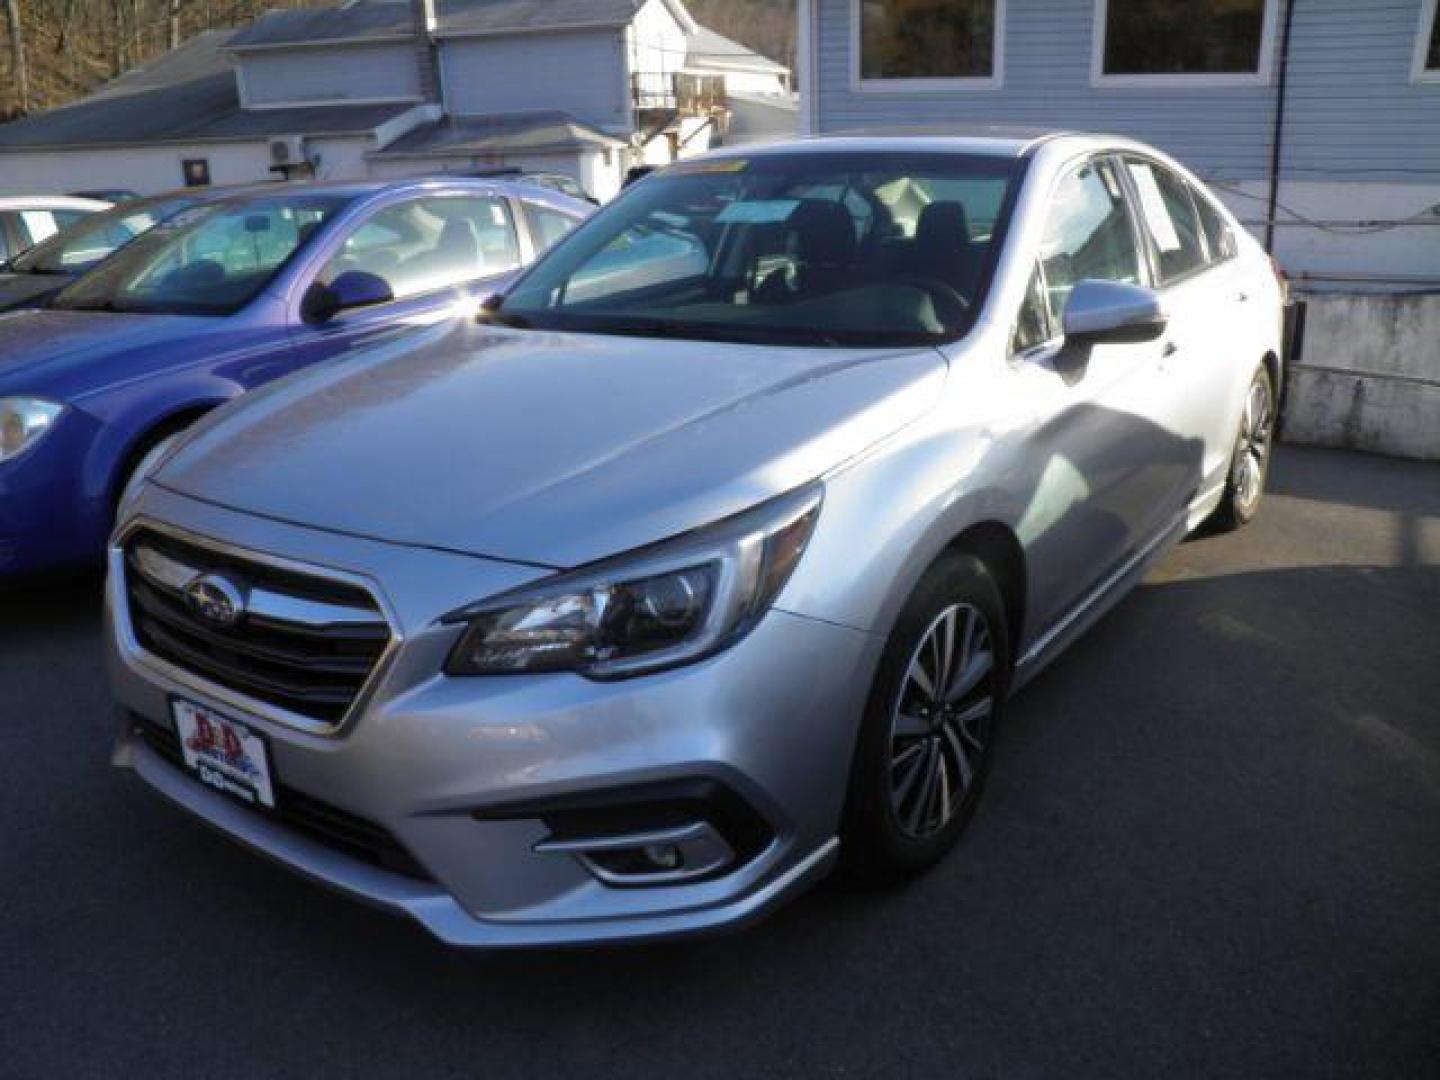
[[171, 699, 276, 810]]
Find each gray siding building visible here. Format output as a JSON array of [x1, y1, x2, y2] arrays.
[[799, 0, 1440, 285]]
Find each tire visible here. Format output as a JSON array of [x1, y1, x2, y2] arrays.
[[1211, 365, 1276, 531], [841, 551, 1010, 883]]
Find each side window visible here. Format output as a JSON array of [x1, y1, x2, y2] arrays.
[[52, 209, 91, 233], [18, 210, 61, 247], [526, 203, 581, 253], [1037, 158, 1143, 322], [1012, 265, 1053, 352], [1125, 159, 1207, 283], [0, 213, 17, 259], [1190, 184, 1236, 262], [320, 196, 520, 301]]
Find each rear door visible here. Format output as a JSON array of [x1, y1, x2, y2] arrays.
[[286, 192, 524, 372]]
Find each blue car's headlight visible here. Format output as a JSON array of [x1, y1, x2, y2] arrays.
[[444, 484, 823, 679], [0, 397, 64, 463]]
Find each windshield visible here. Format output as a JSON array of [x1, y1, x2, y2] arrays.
[[9, 197, 193, 276], [52, 193, 348, 316], [495, 151, 1021, 347]]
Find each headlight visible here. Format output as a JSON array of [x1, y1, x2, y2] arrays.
[[0, 397, 64, 463], [445, 484, 823, 679]]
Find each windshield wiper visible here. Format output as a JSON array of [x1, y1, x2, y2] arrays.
[[588, 318, 845, 348], [58, 298, 135, 313], [482, 309, 533, 330]]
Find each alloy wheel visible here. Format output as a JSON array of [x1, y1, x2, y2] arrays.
[[888, 603, 996, 839], [1235, 377, 1274, 511]]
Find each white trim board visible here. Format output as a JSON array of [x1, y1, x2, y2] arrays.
[[1414, 0, 1440, 83]]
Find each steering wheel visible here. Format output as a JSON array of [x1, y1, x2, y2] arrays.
[[891, 274, 969, 329]]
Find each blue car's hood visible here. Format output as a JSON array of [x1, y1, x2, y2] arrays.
[[0, 309, 220, 398], [156, 319, 947, 568]]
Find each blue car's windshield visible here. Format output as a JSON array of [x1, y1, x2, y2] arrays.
[[493, 151, 1021, 348], [52, 193, 348, 316], [8, 196, 193, 277]]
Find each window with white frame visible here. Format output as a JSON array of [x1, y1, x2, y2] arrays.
[[857, 0, 999, 83], [1096, 0, 1276, 82], [1415, 0, 1440, 81]]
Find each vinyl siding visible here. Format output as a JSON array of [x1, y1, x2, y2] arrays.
[[814, 0, 1440, 181], [441, 30, 631, 132], [240, 43, 423, 106]]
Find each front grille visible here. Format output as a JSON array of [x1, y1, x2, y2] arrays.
[[123, 529, 391, 729], [136, 716, 432, 882]]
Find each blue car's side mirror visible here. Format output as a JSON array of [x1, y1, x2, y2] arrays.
[[302, 271, 394, 323]]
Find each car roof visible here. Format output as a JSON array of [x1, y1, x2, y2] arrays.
[[146, 176, 590, 214], [0, 194, 112, 211], [688, 128, 1133, 163]]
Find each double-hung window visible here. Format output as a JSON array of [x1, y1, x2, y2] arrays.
[[1093, 0, 1279, 86], [1415, 0, 1440, 82], [856, 0, 1003, 88]]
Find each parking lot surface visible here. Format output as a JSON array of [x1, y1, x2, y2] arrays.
[[2, 445, 1437, 1078]]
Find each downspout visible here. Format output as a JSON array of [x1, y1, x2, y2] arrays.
[[411, 0, 441, 106], [1264, 0, 1297, 254], [796, 0, 817, 136]]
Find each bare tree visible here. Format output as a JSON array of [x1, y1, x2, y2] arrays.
[[4, 0, 28, 115], [167, 0, 183, 49]]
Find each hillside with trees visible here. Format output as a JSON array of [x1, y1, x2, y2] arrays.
[[687, 0, 795, 70], [1, 0, 796, 121]]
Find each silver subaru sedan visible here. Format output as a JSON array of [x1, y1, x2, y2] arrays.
[[107, 133, 1284, 947]]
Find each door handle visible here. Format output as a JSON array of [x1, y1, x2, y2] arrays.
[[1161, 341, 1179, 359], [1235, 291, 1250, 303]]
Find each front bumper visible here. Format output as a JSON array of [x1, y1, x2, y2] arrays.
[[108, 485, 879, 947], [0, 414, 105, 580]]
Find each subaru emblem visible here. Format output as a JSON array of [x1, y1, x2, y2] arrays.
[[184, 573, 246, 628]]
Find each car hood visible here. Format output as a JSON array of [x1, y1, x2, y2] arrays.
[[0, 273, 70, 312], [0, 308, 218, 396], [156, 320, 947, 568]]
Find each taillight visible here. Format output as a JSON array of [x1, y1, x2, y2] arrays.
[[1270, 255, 1289, 303]]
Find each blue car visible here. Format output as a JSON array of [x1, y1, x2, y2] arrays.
[[0, 177, 590, 579]]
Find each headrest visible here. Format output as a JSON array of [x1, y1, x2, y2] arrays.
[[789, 199, 857, 266], [915, 201, 972, 256]]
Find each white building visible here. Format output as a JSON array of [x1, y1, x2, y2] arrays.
[[0, 0, 796, 202]]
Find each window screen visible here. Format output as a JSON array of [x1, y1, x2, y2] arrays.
[[860, 0, 997, 80], [1103, 0, 1268, 76]]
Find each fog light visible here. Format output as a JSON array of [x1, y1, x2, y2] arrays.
[[642, 844, 682, 871]]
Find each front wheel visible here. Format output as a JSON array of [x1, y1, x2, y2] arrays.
[[1211, 365, 1276, 531], [841, 552, 1009, 883]]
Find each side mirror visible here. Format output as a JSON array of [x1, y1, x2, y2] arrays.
[[301, 270, 393, 323], [1062, 280, 1167, 346]]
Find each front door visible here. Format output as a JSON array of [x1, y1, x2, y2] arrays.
[[1006, 156, 1196, 637], [287, 192, 525, 370]]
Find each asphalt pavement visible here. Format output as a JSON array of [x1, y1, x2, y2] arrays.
[[2, 444, 1437, 1079]]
